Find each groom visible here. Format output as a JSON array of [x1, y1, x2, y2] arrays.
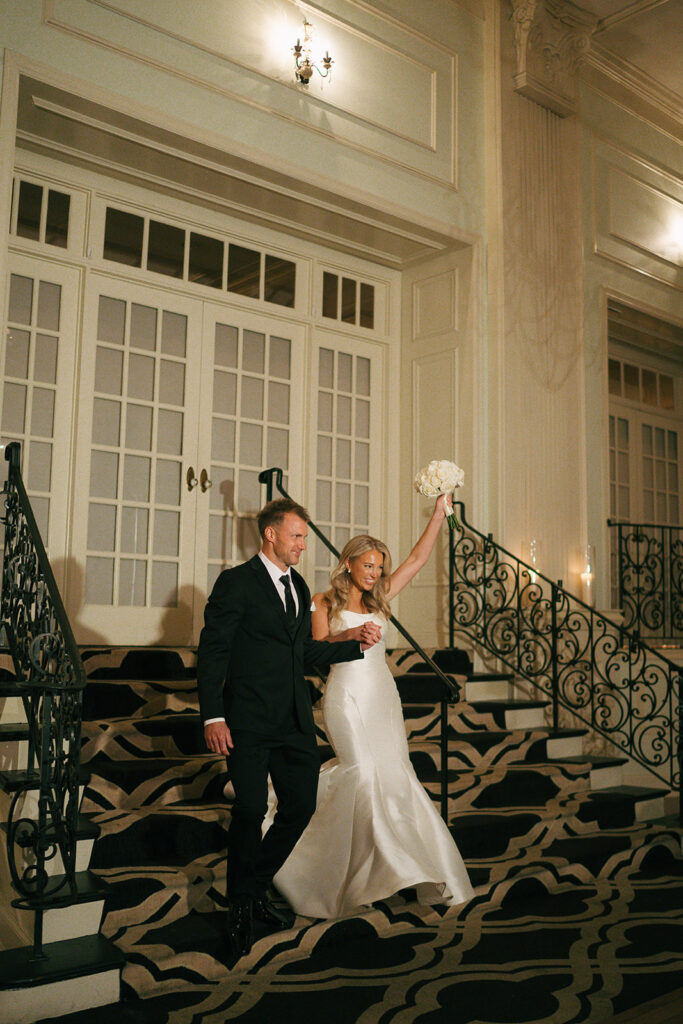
[[197, 497, 379, 958]]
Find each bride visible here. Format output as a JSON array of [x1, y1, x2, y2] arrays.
[[270, 496, 474, 919]]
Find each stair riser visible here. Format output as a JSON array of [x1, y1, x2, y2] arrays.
[[0, 696, 25, 725], [465, 680, 513, 701], [3, 970, 120, 1024], [1, 787, 87, 827], [42, 901, 105, 944], [0, 739, 28, 771], [7, 838, 95, 879]]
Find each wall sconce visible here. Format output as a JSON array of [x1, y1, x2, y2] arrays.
[[581, 544, 595, 606], [293, 19, 333, 85]]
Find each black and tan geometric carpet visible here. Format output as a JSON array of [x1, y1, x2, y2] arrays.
[[37, 647, 683, 1024]]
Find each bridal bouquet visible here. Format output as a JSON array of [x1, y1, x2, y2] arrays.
[[413, 459, 464, 529]]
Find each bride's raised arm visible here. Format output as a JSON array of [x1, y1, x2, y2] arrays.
[[385, 495, 448, 601]]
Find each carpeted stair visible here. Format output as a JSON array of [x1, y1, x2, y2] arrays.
[[37, 645, 683, 1024]]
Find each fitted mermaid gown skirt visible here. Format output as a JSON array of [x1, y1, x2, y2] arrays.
[[270, 612, 474, 919]]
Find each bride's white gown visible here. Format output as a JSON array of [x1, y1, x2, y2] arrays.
[[270, 611, 474, 919]]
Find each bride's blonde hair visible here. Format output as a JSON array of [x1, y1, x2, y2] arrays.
[[323, 535, 392, 624]]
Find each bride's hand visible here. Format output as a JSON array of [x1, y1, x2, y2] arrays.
[[344, 623, 381, 647]]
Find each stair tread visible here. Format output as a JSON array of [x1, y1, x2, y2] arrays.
[[586, 784, 670, 800], [521, 754, 629, 768], [12, 869, 112, 909], [468, 698, 551, 709], [0, 722, 30, 740], [0, 766, 90, 791], [0, 932, 124, 988], [0, 813, 99, 841]]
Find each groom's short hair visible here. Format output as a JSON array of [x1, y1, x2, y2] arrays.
[[258, 498, 310, 538]]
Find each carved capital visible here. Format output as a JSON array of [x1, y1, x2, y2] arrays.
[[510, 0, 597, 116]]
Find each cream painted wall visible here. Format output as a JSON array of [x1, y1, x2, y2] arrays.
[[494, 6, 588, 592], [579, 82, 683, 607], [0, 0, 486, 238]]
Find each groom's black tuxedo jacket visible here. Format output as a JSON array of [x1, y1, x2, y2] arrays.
[[197, 555, 361, 736]]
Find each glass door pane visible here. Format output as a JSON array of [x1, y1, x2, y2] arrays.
[[1, 256, 79, 582], [70, 277, 202, 643], [193, 306, 307, 633]]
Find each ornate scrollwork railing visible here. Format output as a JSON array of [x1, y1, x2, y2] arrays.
[[449, 504, 681, 821], [1, 442, 85, 942], [608, 519, 683, 640]]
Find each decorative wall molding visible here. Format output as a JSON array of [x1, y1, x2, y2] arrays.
[[42, 0, 460, 189], [592, 136, 683, 292], [413, 268, 459, 339], [510, 0, 597, 116]]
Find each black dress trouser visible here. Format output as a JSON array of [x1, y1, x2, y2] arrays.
[[225, 724, 319, 898]]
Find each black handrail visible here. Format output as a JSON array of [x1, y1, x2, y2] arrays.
[[1, 442, 86, 959], [259, 467, 460, 821], [608, 518, 683, 640], [450, 501, 682, 824]]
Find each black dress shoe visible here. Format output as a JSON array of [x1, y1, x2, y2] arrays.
[[252, 894, 295, 931], [226, 895, 253, 958]]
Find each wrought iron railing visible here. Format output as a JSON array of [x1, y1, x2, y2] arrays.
[[608, 519, 683, 640], [449, 503, 681, 823], [1, 442, 86, 958], [259, 468, 461, 821]]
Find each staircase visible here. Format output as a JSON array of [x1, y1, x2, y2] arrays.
[[35, 642, 683, 1021], [0, 657, 124, 1023]]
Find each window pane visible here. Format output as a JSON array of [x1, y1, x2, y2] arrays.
[[319, 347, 334, 388], [5, 329, 30, 379], [161, 311, 187, 358], [189, 232, 223, 288], [45, 190, 70, 248], [97, 296, 126, 346], [269, 336, 291, 380], [243, 331, 265, 374], [608, 359, 621, 396], [264, 255, 295, 307], [215, 324, 238, 367], [147, 220, 185, 278], [341, 277, 356, 324], [17, 181, 42, 240], [34, 333, 58, 385], [322, 272, 338, 319], [228, 245, 260, 298], [8, 275, 33, 325], [660, 375, 674, 409], [104, 207, 144, 267], [130, 304, 157, 351], [623, 363, 639, 402], [359, 283, 374, 329], [37, 282, 61, 332], [642, 369, 657, 406]]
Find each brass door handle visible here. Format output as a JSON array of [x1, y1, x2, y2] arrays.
[[200, 468, 213, 493], [186, 466, 199, 491]]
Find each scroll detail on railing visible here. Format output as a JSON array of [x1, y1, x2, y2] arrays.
[[608, 519, 683, 640], [450, 503, 681, 809], [1, 442, 86, 913]]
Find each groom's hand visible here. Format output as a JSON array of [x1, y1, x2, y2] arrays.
[[205, 720, 234, 756], [359, 622, 381, 650]]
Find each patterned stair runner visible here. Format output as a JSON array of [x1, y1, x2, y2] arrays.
[[65, 645, 683, 1024]]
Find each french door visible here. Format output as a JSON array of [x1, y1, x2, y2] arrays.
[[1, 255, 80, 589], [69, 278, 307, 643]]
